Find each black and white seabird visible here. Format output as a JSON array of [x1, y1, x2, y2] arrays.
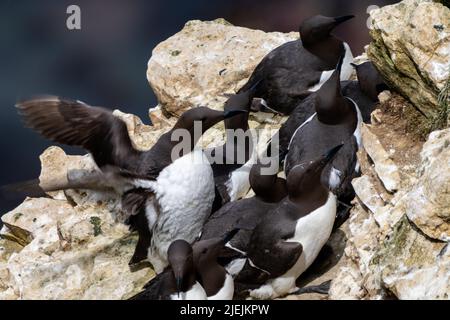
[[281, 55, 362, 206], [238, 14, 355, 115], [240, 145, 342, 299], [193, 229, 239, 300], [200, 160, 287, 277], [130, 229, 238, 300], [130, 239, 206, 300], [209, 81, 262, 209], [16, 96, 245, 272], [342, 61, 388, 122]]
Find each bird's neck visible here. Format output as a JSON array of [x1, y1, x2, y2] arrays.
[[317, 97, 356, 126], [290, 187, 330, 215], [303, 36, 344, 69], [163, 125, 203, 158], [255, 178, 287, 203]]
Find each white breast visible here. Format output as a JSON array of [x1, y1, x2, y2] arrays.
[[207, 273, 234, 300], [283, 193, 337, 278], [308, 70, 334, 92], [225, 258, 246, 277], [225, 130, 270, 201], [347, 96, 364, 175], [340, 42, 354, 81], [346, 97, 363, 148], [225, 153, 256, 201], [148, 149, 216, 273], [170, 282, 207, 300]]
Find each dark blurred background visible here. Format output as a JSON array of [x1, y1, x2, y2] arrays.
[[0, 0, 398, 215]]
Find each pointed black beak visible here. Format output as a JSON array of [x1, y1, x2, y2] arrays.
[[176, 277, 182, 297], [336, 54, 345, 73], [334, 15, 355, 25], [223, 109, 248, 119]]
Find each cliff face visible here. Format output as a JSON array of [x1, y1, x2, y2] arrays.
[[328, 0, 450, 300], [1, 1, 449, 300], [368, 0, 449, 129]]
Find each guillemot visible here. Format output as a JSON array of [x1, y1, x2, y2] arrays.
[[209, 82, 260, 209], [16, 96, 245, 270], [129, 239, 206, 300], [241, 145, 343, 299], [130, 229, 238, 300], [342, 61, 389, 122], [238, 14, 354, 115], [193, 229, 239, 300], [200, 160, 287, 277], [281, 55, 362, 208]]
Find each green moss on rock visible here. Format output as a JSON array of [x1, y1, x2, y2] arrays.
[[373, 215, 446, 272]]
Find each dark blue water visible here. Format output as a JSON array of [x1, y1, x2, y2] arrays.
[[0, 0, 396, 218]]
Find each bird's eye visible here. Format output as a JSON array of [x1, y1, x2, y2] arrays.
[[202, 248, 208, 254]]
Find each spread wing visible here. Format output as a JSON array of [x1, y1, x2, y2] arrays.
[[16, 96, 141, 170]]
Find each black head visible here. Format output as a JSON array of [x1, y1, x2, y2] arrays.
[[224, 80, 261, 113], [222, 82, 259, 130], [299, 15, 354, 45], [249, 161, 287, 202], [174, 106, 248, 133], [315, 55, 354, 124], [167, 240, 194, 294], [287, 144, 343, 203], [351, 61, 388, 101]]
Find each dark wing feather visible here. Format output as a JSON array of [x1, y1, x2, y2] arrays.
[[238, 41, 321, 114], [16, 96, 140, 170], [341, 80, 376, 123], [276, 93, 317, 161], [124, 190, 157, 266], [129, 270, 174, 300]]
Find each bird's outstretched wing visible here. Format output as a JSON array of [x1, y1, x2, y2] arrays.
[[16, 96, 141, 170]]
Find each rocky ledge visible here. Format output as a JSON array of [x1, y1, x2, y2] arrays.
[[1, 0, 449, 300]]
